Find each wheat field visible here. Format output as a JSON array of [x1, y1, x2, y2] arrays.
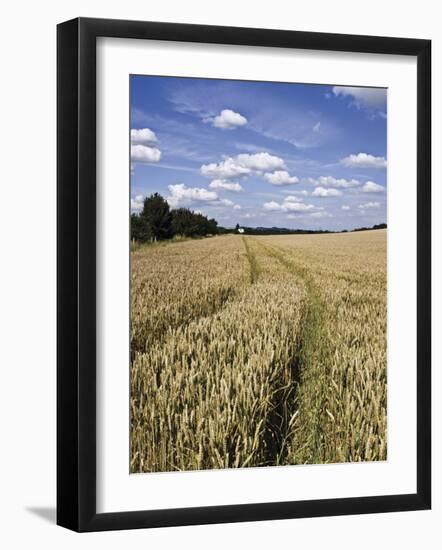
[[130, 230, 387, 473]]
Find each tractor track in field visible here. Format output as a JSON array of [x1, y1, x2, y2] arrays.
[[248, 237, 330, 464], [242, 236, 259, 284]]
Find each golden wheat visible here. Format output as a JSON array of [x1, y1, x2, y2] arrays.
[[131, 236, 247, 353], [258, 230, 387, 464], [130, 230, 387, 472]]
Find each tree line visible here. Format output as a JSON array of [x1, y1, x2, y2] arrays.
[[236, 225, 333, 235], [352, 223, 387, 232], [236, 223, 386, 236], [131, 193, 219, 242], [131, 193, 387, 242]]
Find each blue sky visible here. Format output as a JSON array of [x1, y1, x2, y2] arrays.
[[130, 75, 387, 230]]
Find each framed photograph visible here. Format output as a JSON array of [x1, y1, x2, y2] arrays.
[[57, 17, 431, 532]]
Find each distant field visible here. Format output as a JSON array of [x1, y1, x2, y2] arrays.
[[130, 230, 387, 473]]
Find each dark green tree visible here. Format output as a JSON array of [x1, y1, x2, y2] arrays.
[[130, 213, 150, 241], [171, 208, 197, 237], [171, 208, 218, 237], [140, 193, 172, 241], [206, 217, 218, 235], [131, 192, 220, 242]]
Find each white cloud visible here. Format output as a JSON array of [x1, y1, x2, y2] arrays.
[[233, 204, 242, 210], [131, 194, 144, 211], [312, 187, 343, 197], [361, 181, 385, 193], [263, 170, 299, 186], [167, 184, 218, 208], [310, 211, 332, 218], [358, 201, 381, 209], [166, 184, 240, 209], [313, 122, 321, 133], [332, 86, 386, 109], [212, 109, 247, 129], [236, 152, 285, 171], [220, 198, 234, 207], [263, 197, 317, 212], [131, 144, 161, 163], [208, 179, 243, 192], [341, 205, 351, 211], [341, 152, 387, 169], [201, 158, 251, 179], [130, 127, 158, 144], [201, 152, 285, 179], [309, 176, 361, 189], [309, 176, 385, 195], [285, 195, 304, 202], [263, 201, 282, 211]]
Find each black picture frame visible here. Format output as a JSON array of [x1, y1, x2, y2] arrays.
[[57, 17, 431, 532]]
